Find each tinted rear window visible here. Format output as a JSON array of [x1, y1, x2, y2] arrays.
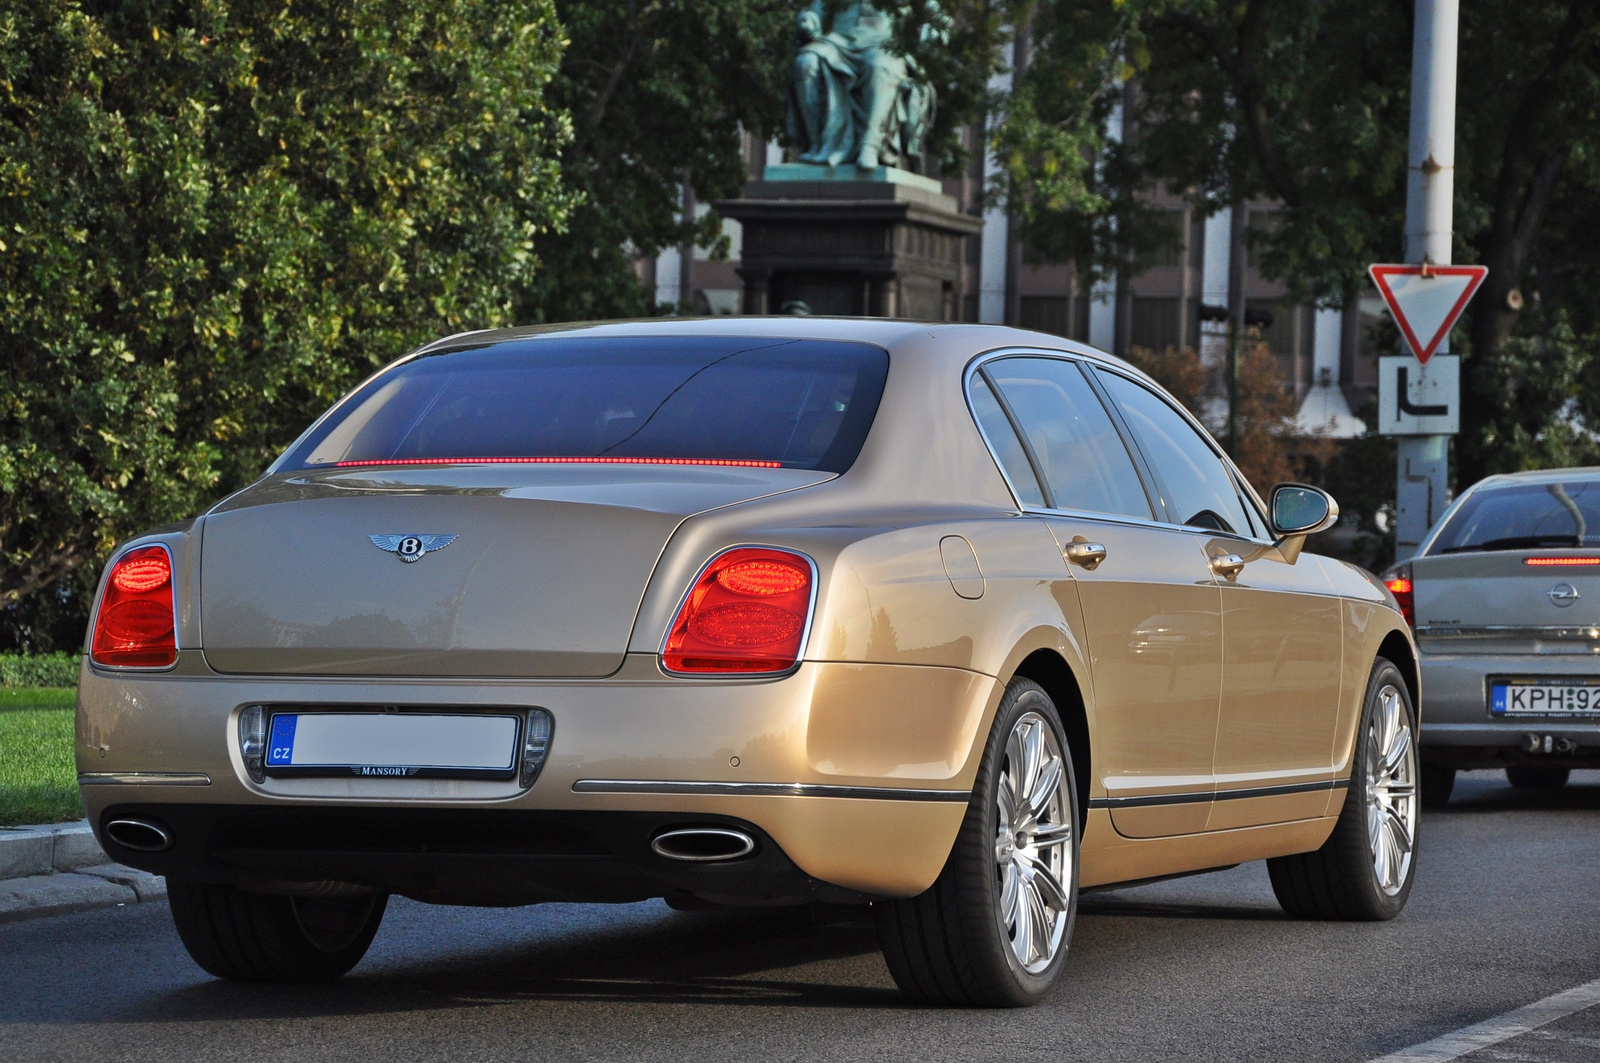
[[1430, 480, 1600, 553], [283, 336, 889, 473]]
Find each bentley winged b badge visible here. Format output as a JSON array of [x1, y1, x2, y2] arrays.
[[369, 534, 457, 563]]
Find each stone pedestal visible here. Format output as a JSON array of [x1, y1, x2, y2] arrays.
[[715, 173, 982, 320]]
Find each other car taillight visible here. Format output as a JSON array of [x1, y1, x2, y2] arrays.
[[1382, 563, 1414, 627], [662, 548, 815, 674], [92, 545, 177, 667]]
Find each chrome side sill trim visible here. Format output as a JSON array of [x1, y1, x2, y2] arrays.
[[572, 779, 971, 802], [1089, 778, 1349, 810], [77, 772, 212, 787], [1416, 625, 1600, 639]]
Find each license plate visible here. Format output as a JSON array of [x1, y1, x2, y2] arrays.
[[263, 712, 520, 779], [1490, 680, 1600, 717]]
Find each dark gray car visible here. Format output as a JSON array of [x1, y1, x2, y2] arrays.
[[1386, 467, 1600, 805]]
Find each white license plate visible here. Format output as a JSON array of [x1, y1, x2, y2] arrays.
[[264, 712, 520, 778], [1491, 681, 1600, 717]]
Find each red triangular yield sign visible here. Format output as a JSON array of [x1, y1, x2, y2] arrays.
[[1368, 263, 1488, 364]]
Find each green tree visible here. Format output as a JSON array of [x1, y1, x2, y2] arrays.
[[998, 0, 1600, 486], [526, 0, 1018, 321], [0, 0, 573, 622]]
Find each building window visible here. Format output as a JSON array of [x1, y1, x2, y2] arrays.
[[1020, 295, 1073, 338], [1129, 296, 1181, 352]]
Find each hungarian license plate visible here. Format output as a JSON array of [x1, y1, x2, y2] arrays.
[[263, 712, 520, 779], [1490, 680, 1600, 717]]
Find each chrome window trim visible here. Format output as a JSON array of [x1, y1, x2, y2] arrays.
[[962, 348, 1275, 546], [656, 544, 821, 679]]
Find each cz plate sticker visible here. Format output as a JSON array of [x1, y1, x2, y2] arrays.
[[266, 714, 298, 767]]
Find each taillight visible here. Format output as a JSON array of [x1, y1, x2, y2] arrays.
[[662, 548, 815, 674], [1383, 565, 1414, 627], [92, 545, 177, 667]]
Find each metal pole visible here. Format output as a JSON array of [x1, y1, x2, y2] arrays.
[[1227, 200, 1246, 458], [1394, 0, 1457, 559]]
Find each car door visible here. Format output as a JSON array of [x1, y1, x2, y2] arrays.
[[977, 355, 1223, 838], [1093, 368, 1344, 831]]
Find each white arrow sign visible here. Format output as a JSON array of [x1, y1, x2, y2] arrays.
[[1368, 263, 1488, 364]]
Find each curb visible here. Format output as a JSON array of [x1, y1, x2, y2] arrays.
[[0, 819, 167, 924]]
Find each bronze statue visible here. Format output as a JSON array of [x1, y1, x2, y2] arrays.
[[786, 0, 941, 171]]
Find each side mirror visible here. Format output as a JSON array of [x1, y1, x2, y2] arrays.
[[1270, 483, 1339, 537]]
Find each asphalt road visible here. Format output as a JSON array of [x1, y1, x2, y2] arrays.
[[3, 771, 1598, 1063]]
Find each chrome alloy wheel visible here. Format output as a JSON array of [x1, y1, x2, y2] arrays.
[[994, 711, 1073, 974], [1366, 683, 1418, 897]]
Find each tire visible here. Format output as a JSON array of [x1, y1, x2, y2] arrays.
[[1420, 762, 1455, 808], [874, 678, 1080, 1007], [1268, 658, 1418, 921], [1506, 766, 1570, 790], [168, 883, 387, 982]]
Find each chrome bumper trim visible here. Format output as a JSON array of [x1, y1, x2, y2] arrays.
[[77, 772, 212, 787], [572, 779, 970, 802]]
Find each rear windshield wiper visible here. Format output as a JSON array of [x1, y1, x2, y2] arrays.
[[1438, 535, 1584, 553]]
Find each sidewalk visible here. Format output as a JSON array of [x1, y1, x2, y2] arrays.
[[0, 820, 166, 923]]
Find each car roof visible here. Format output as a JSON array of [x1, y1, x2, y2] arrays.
[[413, 316, 1149, 380], [1465, 467, 1600, 491]]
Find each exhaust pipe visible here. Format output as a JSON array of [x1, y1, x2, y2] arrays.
[[104, 818, 173, 853], [651, 827, 757, 862]]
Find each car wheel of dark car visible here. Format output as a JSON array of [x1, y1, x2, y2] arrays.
[[1420, 763, 1456, 808], [168, 882, 387, 982], [1505, 766, 1570, 790], [874, 678, 1079, 1007], [1268, 659, 1418, 921]]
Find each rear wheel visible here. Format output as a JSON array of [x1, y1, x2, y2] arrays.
[[168, 883, 387, 982], [1268, 659, 1418, 921], [1506, 766, 1570, 790], [874, 678, 1079, 1007], [1420, 763, 1455, 808]]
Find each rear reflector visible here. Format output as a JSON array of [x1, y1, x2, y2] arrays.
[[92, 545, 176, 668], [1524, 557, 1600, 566], [662, 548, 814, 674]]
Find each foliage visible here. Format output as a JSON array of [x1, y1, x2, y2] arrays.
[[998, 0, 1600, 487], [0, 702, 80, 826], [1122, 340, 1335, 498], [0, 0, 574, 626], [526, 0, 1016, 321], [0, 653, 79, 689]]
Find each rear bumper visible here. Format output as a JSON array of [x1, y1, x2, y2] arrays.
[[1417, 649, 1600, 768], [75, 653, 995, 900]]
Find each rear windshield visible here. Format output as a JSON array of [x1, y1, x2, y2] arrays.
[[1430, 480, 1600, 553], [281, 336, 889, 474]]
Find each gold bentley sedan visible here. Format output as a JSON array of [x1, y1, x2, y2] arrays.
[[77, 318, 1418, 1006]]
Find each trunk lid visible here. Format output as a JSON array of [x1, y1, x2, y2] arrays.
[[199, 464, 830, 676], [1411, 550, 1600, 655]]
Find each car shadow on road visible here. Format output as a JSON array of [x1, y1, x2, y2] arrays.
[[101, 903, 908, 1024], [1433, 770, 1600, 814]]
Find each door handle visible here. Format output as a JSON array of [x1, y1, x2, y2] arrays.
[[1064, 541, 1107, 570], [1210, 553, 1246, 580]]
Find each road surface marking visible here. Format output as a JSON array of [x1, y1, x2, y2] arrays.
[[1370, 976, 1600, 1062]]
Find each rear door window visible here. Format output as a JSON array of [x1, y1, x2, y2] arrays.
[[983, 357, 1154, 520], [1095, 369, 1259, 537], [1431, 480, 1600, 553], [969, 374, 1047, 507], [285, 336, 889, 473]]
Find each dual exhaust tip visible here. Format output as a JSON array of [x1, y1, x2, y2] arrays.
[[650, 827, 756, 862]]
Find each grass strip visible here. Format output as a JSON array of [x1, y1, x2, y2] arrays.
[[0, 688, 81, 826]]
